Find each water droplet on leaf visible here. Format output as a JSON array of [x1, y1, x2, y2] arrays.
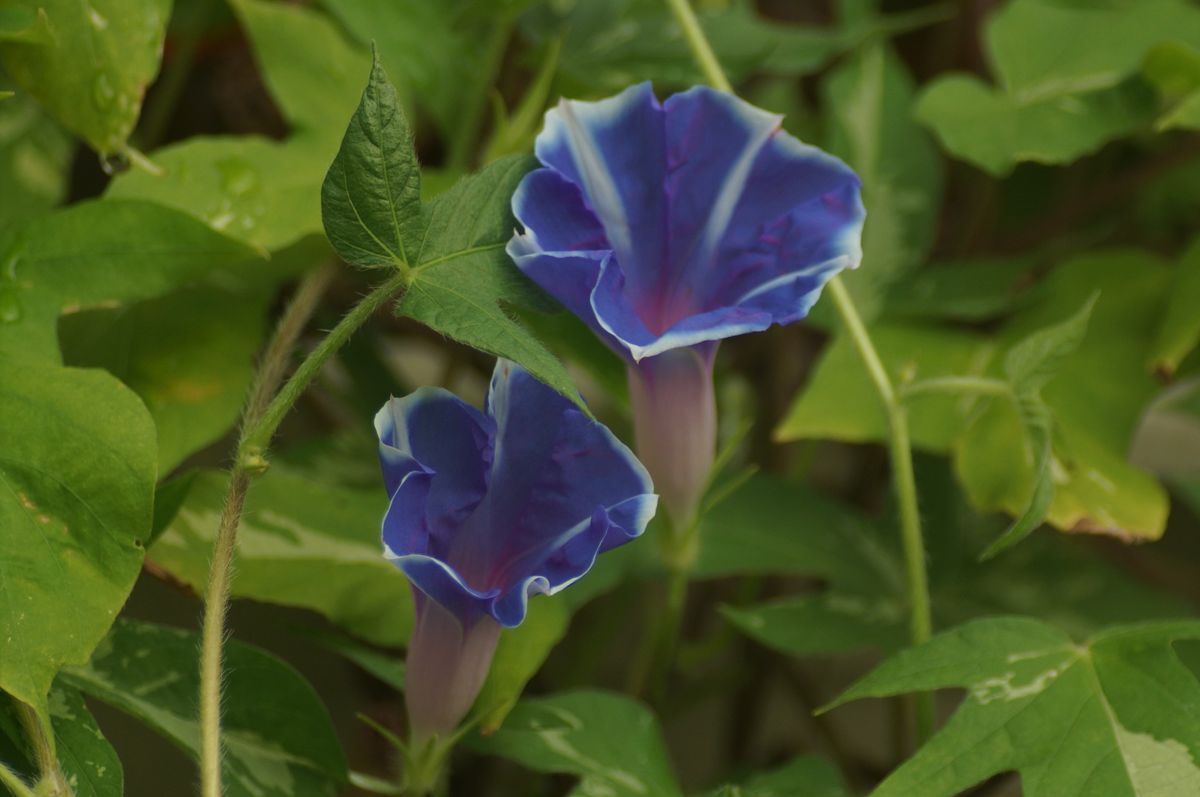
[[99, 151, 130, 176]]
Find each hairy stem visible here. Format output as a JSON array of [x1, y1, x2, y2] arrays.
[[199, 263, 338, 797], [0, 760, 37, 797], [240, 270, 410, 457], [827, 277, 933, 743], [15, 702, 69, 796]]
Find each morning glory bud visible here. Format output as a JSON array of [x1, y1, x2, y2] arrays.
[[376, 360, 657, 744], [507, 83, 864, 532]]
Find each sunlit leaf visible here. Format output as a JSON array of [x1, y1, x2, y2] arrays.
[[916, 0, 1200, 174], [0, 199, 257, 363], [0, 361, 154, 723], [108, 0, 371, 251], [0, 0, 169, 155], [825, 617, 1200, 797]]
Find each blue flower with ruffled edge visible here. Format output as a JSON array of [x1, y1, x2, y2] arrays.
[[376, 359, 656, 742], [506, 83, 864, 530]]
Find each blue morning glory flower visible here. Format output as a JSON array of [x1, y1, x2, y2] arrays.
[[507, 83, 864, 532], [376, 360, 656, 741]]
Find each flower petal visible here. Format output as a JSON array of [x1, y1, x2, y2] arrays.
[[375, 388, 494, 542], [453, 361, 655, 624], [378, 362, 656, 628], [663, 87, 864, 317], [535, 82, 667, 305]]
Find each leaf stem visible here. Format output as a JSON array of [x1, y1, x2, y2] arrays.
[[664, 0, 733, 93], [827, 277, 934, 743], [0, 761, 37, 797], [239, 269, 410, 457], [15, 701, 69, 796], [898, 375, 1011, 401], [199, 263, 338, 797]]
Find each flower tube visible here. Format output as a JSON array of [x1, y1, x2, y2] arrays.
[[507, 82, 864, 534], [376, 360, 657, 745]]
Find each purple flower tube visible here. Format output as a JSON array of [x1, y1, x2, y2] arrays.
[[376, 360, 656, 744], [508, 83, 864, 532]]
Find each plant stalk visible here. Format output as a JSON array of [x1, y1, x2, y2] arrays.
[[199, 262, 347, 797], [14, 702, 68, 796], [664, 0, 733, 93], [827, 277, 934, 742], [663, 0, 936, 741], [0, 761, 37, 797], [899, 376, 1011, 401]]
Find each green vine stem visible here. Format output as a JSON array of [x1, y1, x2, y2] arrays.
[[199, 265, 408, 797], [15, 700, 69, 796], [826, 279, 934, 742], [0, 760, 37, 797], [662, 0, 936, 743]]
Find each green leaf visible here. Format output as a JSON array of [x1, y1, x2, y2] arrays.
[[531, 0, 945, 96], [1149, 237, 1200, 375], [470, 690, 683, 797], [472, 597, 569, 733], [915, 0, 1200, 173], [321, 55, 422, 270], [959, 252, 1170, 540], [825, 617, 1200, 797], [784, 251, 1170, 542], [822, 43, 942, 319], [700, 756, 847, 797], [883, 257, 1035, 323], [229, 0, 369, 142], [149, 468, 414, 647], [776, 323, 999, 451], [0, 199, 258, 363], [0, 0, 170, 155], [108, 137, 331, 254], [721, 595, 906, 657], [57, 285, 270, 474], [0, 685, 124, 797], [1004, 294, 1098, 396], [0, 89, 72, 231], [695, 474, 900, 591], [0, 7, 49, 44], [717, 462, 1185, 659], [975, 393, 1054, 560], [300, 628, 405, 692], [0, 360, 155, 722], [323, 57, 580, 405], [979, 295, 1097, 558], [916, 74, 1155, 176], [108, 0, 371, 252], [63, 619, 349, 797]]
